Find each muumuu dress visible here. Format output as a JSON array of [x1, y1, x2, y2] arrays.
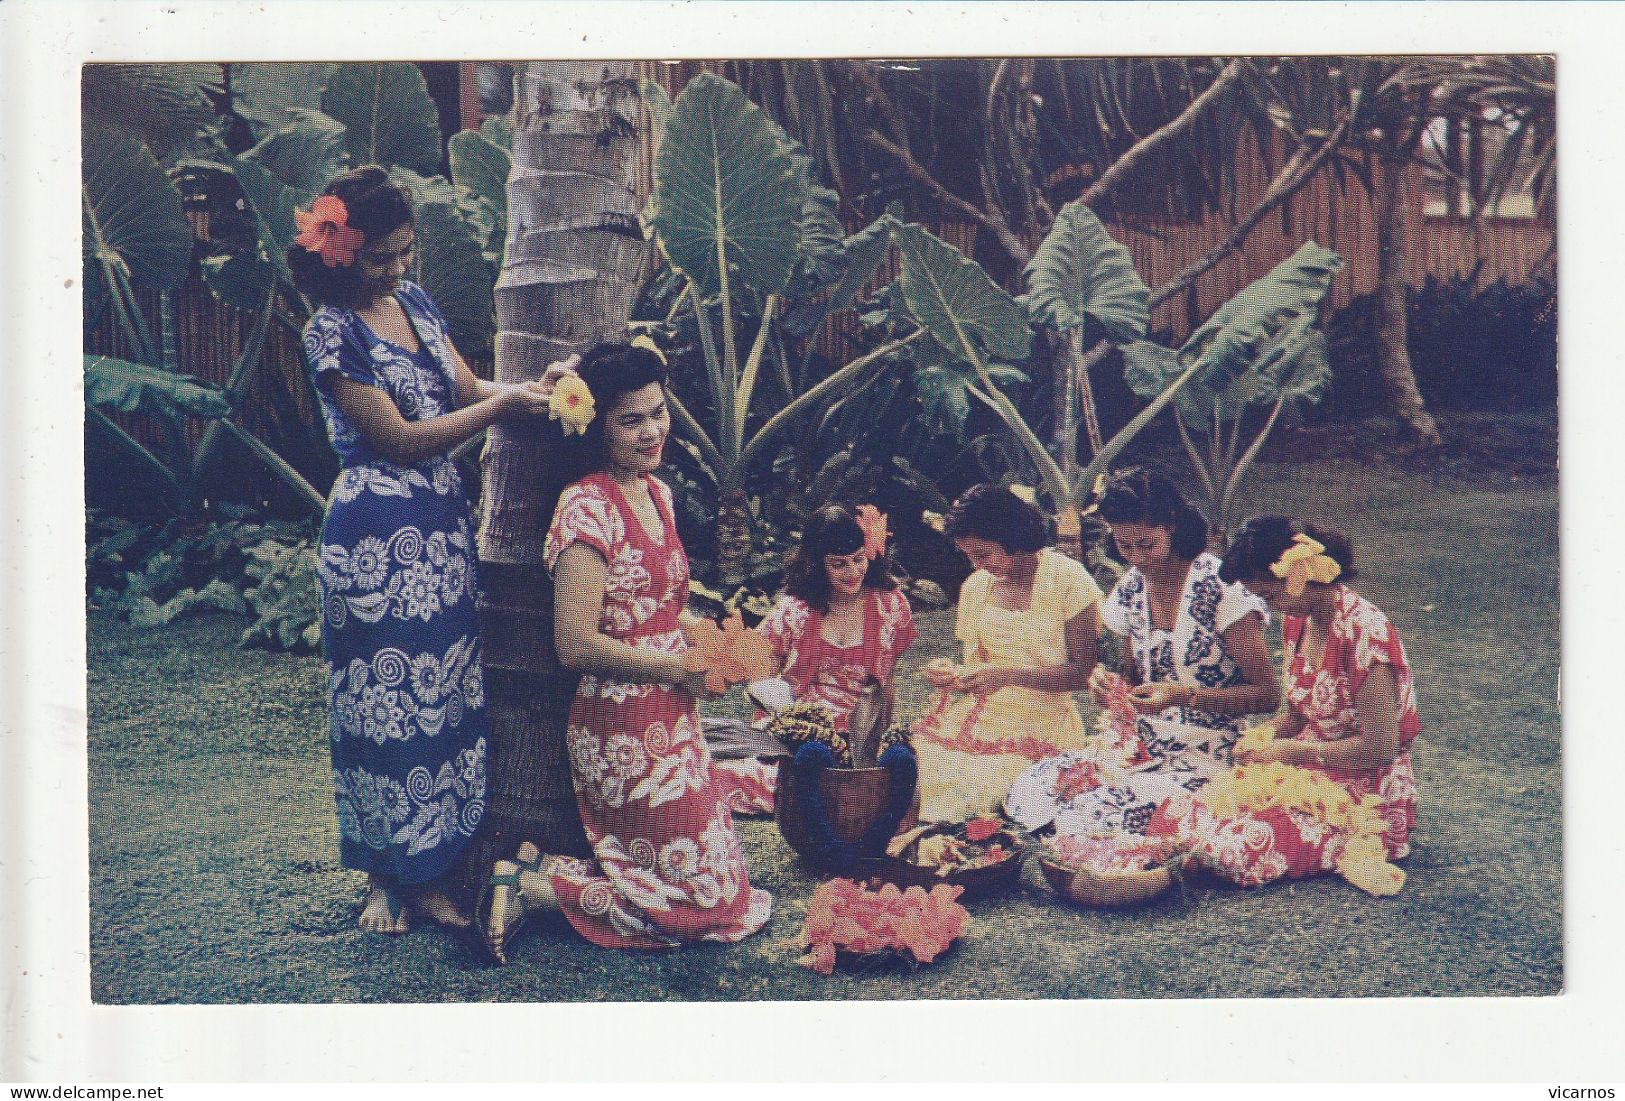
[[306, 281, 488, 886], [542, 473, 773, 948]]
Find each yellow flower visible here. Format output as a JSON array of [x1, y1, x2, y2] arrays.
[[1270, 533, 1342, 597], [549, 372, 596, 436], [629, 333, 668, 366]]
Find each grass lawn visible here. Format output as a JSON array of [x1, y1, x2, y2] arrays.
[[87, 425, 1560, 1002]]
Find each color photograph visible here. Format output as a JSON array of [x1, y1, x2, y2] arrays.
[[80, 53, 1558, 1005]]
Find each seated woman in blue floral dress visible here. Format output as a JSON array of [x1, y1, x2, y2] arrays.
[[293, 166, 572, 935], [1006, 468, 1278, 837]]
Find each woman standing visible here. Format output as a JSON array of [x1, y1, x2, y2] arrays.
[[293, 167, 571, 934], [913, 485, 1103, 822], [1153, 516, 1419, 890], [480, 342, 772, 962], [1006, 468, 1277, 837]]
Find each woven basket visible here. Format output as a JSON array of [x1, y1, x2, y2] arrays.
[[866, 826, 1023, 898], [1040, 856, 1173, 908], [775, 757, 921, 858]]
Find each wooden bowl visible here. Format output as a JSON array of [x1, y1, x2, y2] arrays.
[[1040, 856, 1173, 908], [775, 757, 921, 858], [864, 827, 1024, 899]]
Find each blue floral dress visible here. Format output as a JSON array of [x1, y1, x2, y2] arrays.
[[305, 281, 487, 886], [1006, 552, 1267, 836]]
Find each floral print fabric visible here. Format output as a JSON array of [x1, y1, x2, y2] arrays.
[[305, 283, 488, 885], [1150, 585, 1421, 887], [542, 474, 772, 948]]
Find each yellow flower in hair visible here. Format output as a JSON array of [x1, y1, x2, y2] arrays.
[[1009, 484, 1037, 505], [921, 510, 947, 534], [549, 372, 596, 436], [630, 334, 668, 366], [1270, 532, 1342, 597]]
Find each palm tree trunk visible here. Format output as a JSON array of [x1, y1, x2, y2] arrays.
[[463, 61, 653, 895], [1373, 150, 1443, 449]]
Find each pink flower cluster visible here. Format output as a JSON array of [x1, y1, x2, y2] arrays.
[[1049, 832, 1175, 874], [798, 878, 969, 975]]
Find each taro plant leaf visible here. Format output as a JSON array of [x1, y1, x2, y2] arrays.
[[81, 129, 194, 293], [232, 154, 302, 277], [322, 62, 442, 177], [1182, 241, 1343, 397], [198, 251, 277, 313], [892, 221, 1033, 368], [1021, 200, 1149, 347], [389, 169, 496, 358], [228, 63, 337, 140], [651, 71, 805, 298], [85, 355, 231, 420], [448, 127, 511, 259], [478, 115, 513, 152], [828, 211, 897, 313], [241, 107, 349, 194], [82, 64, 223, 162]]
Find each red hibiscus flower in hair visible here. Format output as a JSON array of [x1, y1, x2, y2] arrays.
[[854, 505, 889, 561], [294, 195, 364, 269]]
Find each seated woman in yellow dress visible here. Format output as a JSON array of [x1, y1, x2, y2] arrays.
[[913, 484, 1102, 821]]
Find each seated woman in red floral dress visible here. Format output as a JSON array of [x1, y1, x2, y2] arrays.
[[478, 342, 772, 962], [1150, 516, 1420, 891]]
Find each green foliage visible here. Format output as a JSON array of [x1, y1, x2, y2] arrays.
[[388, 168, 498, 358], [652, 72, 805, 300], [321, 62, 443, 176], [448, 126, 511, 262], [1021, 200, 1149, 347], [87, 510, 321, 652], [82, 64, 223, 162], [226, 63, 338, 140], [85, 355, 231, 420], [892, 222, 1032, 365], [241, 108, 349, 195], [82, 128, 194, 295]]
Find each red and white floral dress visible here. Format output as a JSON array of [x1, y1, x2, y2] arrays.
[[1151, 585, 1420, 886], [713, 590, 918, 814], [542, 473, 773, 948]]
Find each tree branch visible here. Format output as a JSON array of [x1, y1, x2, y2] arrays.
[[861, 129, 1032, 266], [1079, 58, 1248, 213]]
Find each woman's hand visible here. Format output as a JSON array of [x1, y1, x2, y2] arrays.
[[922, 659, 958, 690], [493, 380, 552, 419], [1127, 682, 1191, 714], [1233, 738, 1291, 765], [1087, 664, 1115, 707], [531, 354, 582, 403], [954, 666, 1010, 696]]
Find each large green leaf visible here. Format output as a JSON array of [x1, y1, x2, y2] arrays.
[[322, 63, 442, 176], [82, 64, 222, 161], [85, 355, 230, 419], [82, 129, 193, 293], [241, 108, 348, 194], [892, 221, 1032, 366], [199, 252, 275, 313], [1182, 241, 1342, 395], [390, 170, 496, 358], [448, 128, 511, 260], [228, 63, 337, 140], [651, 72, 804, 297], [1021, 200, 1149, 346], [232, 154, 302, 280]]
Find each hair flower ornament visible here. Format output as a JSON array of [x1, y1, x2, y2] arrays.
[[629, 334, 668, 366], [293, 195, 364, 269], [549, 372, 596, 436], [1270, 532, 1342, 596], [853, 505, 889, 560], [921, 510, 947, 535]]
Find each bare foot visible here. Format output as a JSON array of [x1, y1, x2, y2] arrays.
[[480, 860, 525, 964], [413, 889, 471, 929], [358, 878, 410, 935]]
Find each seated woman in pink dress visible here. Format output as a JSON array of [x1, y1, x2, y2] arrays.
[[479, 342, 772, 962], [1151, 516, 1420, 890], [748, 504, 919, 869]]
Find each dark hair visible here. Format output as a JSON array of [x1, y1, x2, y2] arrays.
[[942, 483, 1049, 555], [285, 166, 414, 309], [555, 340, 670, 484], [1218, 515, 1358, 586], [1096, 466, 1208, 560], [782, 504, 899, 614]]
